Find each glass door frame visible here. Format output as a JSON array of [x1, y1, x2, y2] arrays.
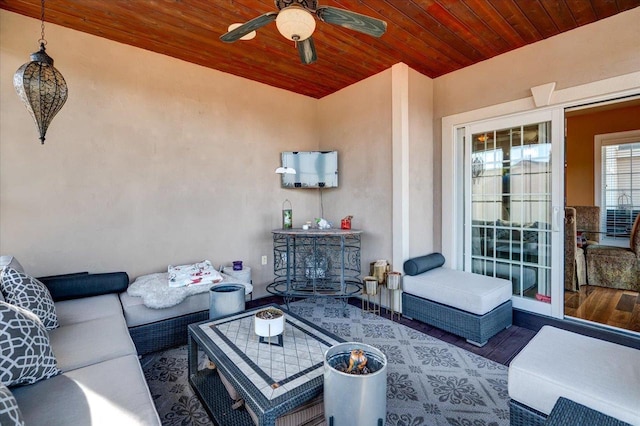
[[441, 75, 640, 322], [460, 108, 565, 317]]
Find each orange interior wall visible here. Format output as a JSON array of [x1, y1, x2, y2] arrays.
[[565, 105, 640, 206]]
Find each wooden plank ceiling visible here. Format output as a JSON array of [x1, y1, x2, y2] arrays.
[[2, 0, 638, 99]]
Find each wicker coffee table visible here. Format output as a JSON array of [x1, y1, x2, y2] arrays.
[[188, 304, 344, 426]]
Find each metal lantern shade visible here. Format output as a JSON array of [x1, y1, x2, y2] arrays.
[[14, 45, 68, 144]]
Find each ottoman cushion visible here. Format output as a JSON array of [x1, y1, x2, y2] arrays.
[[402, 268, 512, 315], [508, 326, 640, 425]]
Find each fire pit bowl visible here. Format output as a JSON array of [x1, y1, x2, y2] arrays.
[[324, 342, 387, 426], [254, 307, 285, 337]]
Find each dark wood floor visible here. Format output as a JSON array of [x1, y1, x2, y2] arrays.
[[247, 296, 537, 367], [565, 285, 640, 332]]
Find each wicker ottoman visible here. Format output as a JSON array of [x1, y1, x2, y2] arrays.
[[508, 326, 640, 426], [401, 256, 512, 347]]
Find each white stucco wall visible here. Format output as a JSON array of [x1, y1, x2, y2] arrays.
[[407, 68, 434, 258], [317, 69, 393, 272], [0, 11, 320, 297]]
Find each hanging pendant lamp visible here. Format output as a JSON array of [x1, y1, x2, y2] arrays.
[[13, 0, 68, 144]]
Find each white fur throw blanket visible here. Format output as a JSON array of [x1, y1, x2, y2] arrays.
[[127, 272, 240, 309]]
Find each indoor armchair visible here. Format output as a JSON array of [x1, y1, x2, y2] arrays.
[[570, 205, 601, 245], [585, 213, 640, 291]]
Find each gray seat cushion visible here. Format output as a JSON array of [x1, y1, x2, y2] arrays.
[[12, 354, 161, 426], [49, 315, 136, 372], [55, 294, 123, 327], [508, 326, 640, 424], [402, 268, 512, 315], [119, 290, 209, 327]]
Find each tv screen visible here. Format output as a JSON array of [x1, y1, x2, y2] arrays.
[[280, 151, 338, 188]]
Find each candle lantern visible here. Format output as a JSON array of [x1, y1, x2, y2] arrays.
[[282, 199, 293, 229]]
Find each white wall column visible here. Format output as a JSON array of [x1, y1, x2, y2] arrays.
[[391, 63, 410, 271]]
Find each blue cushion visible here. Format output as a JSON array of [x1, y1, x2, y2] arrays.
[[403, 253, 445, 276]]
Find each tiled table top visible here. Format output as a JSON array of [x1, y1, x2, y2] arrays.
[[189, 304, 344, 424]]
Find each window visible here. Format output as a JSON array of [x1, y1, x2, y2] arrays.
[[595, 130, 640, 241], [467, 118, 556, 310]]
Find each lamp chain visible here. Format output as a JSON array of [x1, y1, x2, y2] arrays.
[[39, 0, 47, 46]]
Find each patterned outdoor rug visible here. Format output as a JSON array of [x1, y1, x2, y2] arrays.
[[141, 298, 510, 426]]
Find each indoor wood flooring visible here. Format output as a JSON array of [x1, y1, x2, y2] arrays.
[[565, 285, 640, 332]]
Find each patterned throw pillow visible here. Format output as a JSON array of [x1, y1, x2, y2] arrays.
[[0, 267, 58, 330], [0, 302, 60, 386], [0, 383, 25, 426]]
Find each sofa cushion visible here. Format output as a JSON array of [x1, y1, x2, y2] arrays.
[[11, 354, 161, 426], [0, 302, 61, 386], [0, 256, 24, 274], [403, 253, 445, 276], [402, 268, 512, 315], [0, 383, 25, 426], [39, 272, 129, 302], [508, 326, 640, 425], [119, 290, 209, 327], [48, 314, 137, 372], [1, 267, 58, 330], [55, 294, 123, 327]]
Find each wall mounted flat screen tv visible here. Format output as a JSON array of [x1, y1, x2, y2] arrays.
[[281, 151, 338, 188]]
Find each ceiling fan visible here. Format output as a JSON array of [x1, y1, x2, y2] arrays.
[[220, 0, 387, 65]]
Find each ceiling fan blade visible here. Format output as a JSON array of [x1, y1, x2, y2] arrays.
[[220, 12, 278, 42], [297, 37, 317, 64], [316, 6, 387, 38]]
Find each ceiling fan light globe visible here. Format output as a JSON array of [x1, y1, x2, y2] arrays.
[[276, 6, 316, 41]]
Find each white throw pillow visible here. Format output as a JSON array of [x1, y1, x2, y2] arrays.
[[0, 267, 59, 330]]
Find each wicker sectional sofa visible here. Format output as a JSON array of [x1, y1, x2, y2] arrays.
[[0, 258, 160, 426], [119, 271, 253, 355]]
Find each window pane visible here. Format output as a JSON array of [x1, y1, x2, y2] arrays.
[[470, 121, 552, 301], [601, 141, 640, 238]]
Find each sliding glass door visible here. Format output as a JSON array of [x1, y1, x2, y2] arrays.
[[462, 110, 564, 316]]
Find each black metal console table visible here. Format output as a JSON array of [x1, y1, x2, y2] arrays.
[[267, 229, 362, 306]]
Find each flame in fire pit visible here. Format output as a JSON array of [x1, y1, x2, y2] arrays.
[[346, 349, 368, 373], [328, 348, 378, 375]]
